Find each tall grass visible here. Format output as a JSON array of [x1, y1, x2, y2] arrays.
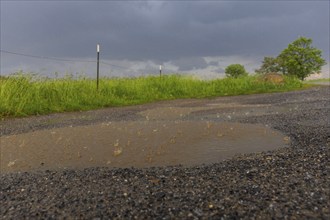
[[0, 73, 304, 118]]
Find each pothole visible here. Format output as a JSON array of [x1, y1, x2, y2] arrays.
[[0, 121, 290, 173]]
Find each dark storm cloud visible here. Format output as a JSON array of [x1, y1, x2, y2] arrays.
[[1, 1, 329, 74], [172, 57, 208, 71], [214, 67, 225, 74], [209, 61, 219, 66]]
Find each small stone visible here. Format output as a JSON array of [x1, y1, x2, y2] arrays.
[[283, 136, 290, 142], [7, 161, 16, 167], [113, 148, 123, 156], [114, 139, 120, 147]]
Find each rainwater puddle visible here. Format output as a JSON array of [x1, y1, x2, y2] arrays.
[[0, 121, 289, 173]]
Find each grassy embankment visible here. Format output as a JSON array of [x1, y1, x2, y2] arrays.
[[0, 73, 304, 119]]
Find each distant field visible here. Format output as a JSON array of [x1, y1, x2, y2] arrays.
[[306, 78, 330, 83], [305, 78, 330, 86], [0, 73, 304, 118]]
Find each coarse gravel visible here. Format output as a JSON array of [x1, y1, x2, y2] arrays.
[[1, 86, 329, 219]]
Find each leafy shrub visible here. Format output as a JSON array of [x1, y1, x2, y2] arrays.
[[225, 64, 248, 78]]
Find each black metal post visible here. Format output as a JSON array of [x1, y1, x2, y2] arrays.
[[96, 44, 100, 90], [159, 65, 162, 78]]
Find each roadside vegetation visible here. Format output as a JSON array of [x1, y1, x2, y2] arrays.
[[226, 37, 326, 82], [225, 64, 248, 78], [0, 72, 304, 118], [255, 36, 326, 80]]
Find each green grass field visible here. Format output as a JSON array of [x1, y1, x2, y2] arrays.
[[0, 73, 304, 118]]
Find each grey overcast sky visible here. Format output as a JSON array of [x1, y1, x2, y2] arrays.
[[1, 0, 329, 79]]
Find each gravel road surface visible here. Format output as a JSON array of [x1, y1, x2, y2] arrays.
[[1, 86, 329, 219]]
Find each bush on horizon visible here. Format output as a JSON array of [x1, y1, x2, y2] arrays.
[[225, 64, 248, 78]]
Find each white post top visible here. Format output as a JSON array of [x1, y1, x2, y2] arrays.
[[159, 65, 162, 70], [97, 44, 100, 52]]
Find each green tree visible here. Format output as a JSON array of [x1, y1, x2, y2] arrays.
[[277, 37, 326, 80], [255, 56, 282, 74], [225, 64, 248, 78]]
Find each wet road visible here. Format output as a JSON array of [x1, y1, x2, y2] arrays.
[[0, 85, 329, 219]]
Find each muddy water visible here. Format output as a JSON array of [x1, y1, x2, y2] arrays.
[[0, 121, 289, 173]]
